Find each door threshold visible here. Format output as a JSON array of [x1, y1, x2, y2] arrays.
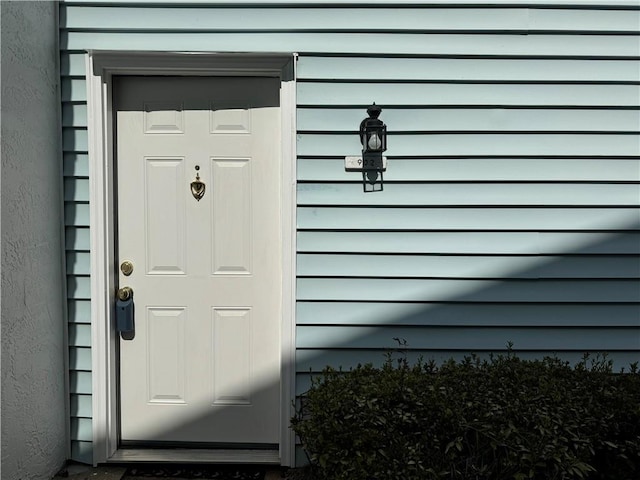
[[108, 448, 281, 464]]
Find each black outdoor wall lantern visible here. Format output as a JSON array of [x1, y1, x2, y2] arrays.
[[360, 103, 387, 155], [346, 103, 387, 192]]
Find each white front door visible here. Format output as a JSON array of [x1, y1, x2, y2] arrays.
[[114, 76, 282, 446]]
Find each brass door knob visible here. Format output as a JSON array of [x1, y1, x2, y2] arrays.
[[117, 286, 133, 302], [120, 260, 134, 276]]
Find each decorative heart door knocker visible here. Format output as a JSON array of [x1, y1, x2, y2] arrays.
[[190, 165, 205, 201]]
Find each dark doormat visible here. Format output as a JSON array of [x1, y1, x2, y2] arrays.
[[123, 464, 265, 479]]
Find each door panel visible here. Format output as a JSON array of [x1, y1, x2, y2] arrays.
[[115, 76, 282, 445], [144, 157, 187, 274], [211, 157, 252, 274]]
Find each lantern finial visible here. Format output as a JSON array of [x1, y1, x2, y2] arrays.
[[367, 103, 381, 119]]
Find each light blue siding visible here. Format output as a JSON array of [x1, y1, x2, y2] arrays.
[[297, 231, 640, 254], [68, 300, 91, 325], [64, 178, 89, 203], [296, 278, 640, 303], [64, 203, 89, 227], [297, 158, 640, 182], [66, 227, 90, 251], [297, 133, 639, 156], [61, 78, 86, 102], [67, 276, 90, 300], [297, 254, 640, 279], [297, 183, 640, 206], [62, 104, 88, 127], [297, 83, 640, 106], [69, 371, 92, 395], [71, 441, 92, 466], [63, 45, 90, 459], [62, 128, 88, 153], [60, 6, 640, 32], [59, 0, 640, 464], [297, 207, 640, 230], [66, 252, 90, 275], [70, 418, 92, 442], [298, 108, 640, 132], [63, 154, 89, 177], [296, 326, 640, 351], [69, 324, 92, 348], [297, 57, 640, 82], [69, 347, 91, 371], [70, 394, 92, 418], [296, 303, 640, 327], [60, 52, 85, 77], [62, 31, 640, 57]]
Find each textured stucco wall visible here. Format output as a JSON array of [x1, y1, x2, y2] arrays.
[[1, 1, 68, 479]]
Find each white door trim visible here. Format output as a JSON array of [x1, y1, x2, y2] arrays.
[[86, 51, 297, 466]]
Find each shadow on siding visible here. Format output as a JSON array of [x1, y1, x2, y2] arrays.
[[94, 225, 640, 462]]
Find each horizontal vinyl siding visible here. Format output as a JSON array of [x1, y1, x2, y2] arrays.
[[62, 32, 640, 57], [60, 4, 90, 456], [298, 134, 638, 156], [297, 208, 639, 230], [60, 0, 640, 463], [297, 231, 640, 254], [290, 3, 639, 401], [297, 59, 638, 394], [299, 108, 640, 131], [296, 303, 640, 327], [297, 58, 640, 82], [298, 158, 640, 181], [298, 83, 640, 106], [298, 254, 640, 278], [297, 184, 640, 206], [60, 6, 640, 32]]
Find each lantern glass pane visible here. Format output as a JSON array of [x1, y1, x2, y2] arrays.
[[367, 132, 382, 151]]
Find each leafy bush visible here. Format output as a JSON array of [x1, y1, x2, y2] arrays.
[[291, 348, 640, 480]]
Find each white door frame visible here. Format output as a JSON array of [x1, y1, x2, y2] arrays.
[[86, 51, 297, 466]]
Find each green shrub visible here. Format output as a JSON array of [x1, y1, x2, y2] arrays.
[[291, 349, 640, 480]]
